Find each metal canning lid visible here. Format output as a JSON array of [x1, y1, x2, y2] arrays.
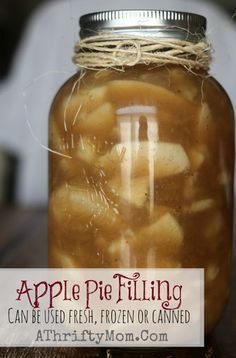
[[79, 10, 207, 42]]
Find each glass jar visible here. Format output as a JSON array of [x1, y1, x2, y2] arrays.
[[48, 10, 234, 336]]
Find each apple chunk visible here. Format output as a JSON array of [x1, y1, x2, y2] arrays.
[[50, 185, 121, 232], [139, 213, 184, 256], [96, 141, 190, 178], [108, 176, 149, 208]]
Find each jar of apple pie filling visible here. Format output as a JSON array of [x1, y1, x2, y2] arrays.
[[48, 10, 234, 334]]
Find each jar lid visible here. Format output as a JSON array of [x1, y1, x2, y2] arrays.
[[79, 10, 206, 42]]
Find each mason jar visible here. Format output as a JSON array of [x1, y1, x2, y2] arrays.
[[48, 10, 234, 335]]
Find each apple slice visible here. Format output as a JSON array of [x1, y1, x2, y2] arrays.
[[107, 176, 149, 208], [96, 141, 190, 178], [139, 213, 183, 256], [50, 184, 121, 232], [184, 198, 214, 214], [75, 102, 116, 137], [107, 80, 195, 116]]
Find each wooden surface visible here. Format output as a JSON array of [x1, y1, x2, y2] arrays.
[[0, 207, 235, 358]]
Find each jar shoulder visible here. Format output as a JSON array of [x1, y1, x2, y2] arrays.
[[50, 66, 234, 123], [206, 75, 234, 118]]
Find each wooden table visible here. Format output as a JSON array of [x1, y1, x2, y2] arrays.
[[0, 207, 235, 357]]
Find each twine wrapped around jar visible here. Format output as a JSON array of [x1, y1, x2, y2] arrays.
[[73, 33, 212, 71]]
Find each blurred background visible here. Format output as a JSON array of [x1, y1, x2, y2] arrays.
[[0, 0, 235, 205]]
